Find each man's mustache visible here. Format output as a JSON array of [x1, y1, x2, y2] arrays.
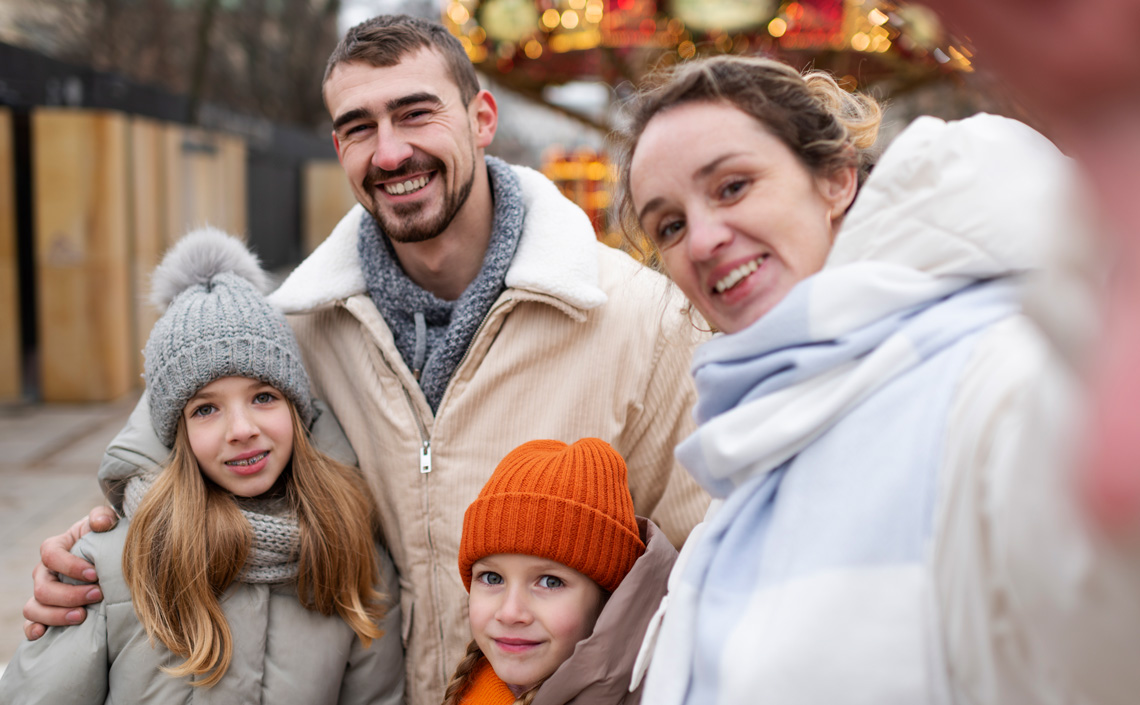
[[366, 157, 445, 187]]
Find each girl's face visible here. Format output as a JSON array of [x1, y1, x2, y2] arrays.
[[630, 101, 856, 334], [468, 554, 606, 693], [184, 376, 294, 498]]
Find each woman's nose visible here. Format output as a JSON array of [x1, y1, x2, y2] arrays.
[[687, 214, 732, 262]]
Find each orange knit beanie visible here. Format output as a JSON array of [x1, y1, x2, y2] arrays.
[[459, 438, 645, 594]]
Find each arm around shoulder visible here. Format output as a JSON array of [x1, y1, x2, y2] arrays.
[[1, 534, 116, 705]]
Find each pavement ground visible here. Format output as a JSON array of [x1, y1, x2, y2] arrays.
[[0, 391, 141, 677]]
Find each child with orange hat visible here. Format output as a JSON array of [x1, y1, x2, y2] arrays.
[[441, 438, 678, 705]]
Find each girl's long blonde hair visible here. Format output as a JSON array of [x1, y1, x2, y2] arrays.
[[122, 401, 385, 687], [441, 639, 542, 705]]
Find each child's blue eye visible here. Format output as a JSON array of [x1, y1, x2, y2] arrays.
[[538, 575, 563, 589], [478, 571, 503, 586], [253, 391, 275, 404]]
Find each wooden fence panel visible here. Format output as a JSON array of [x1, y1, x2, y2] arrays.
[[33, 108, 132, 402], [129, 117, 167, 382], [163, 125, 247, 240], [303, 160, 356, 256], [0, 108, 19, 401]]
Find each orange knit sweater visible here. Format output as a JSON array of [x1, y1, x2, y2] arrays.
[[459, 660, 517, 705]]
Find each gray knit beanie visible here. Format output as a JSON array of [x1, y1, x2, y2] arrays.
[[143, 227, 314, 446]]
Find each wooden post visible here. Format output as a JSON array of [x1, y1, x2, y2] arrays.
[[129, 117, 167, 384], [0, 108, 19, 401], [164, 125, 247, 240], [303, 160, 357, 255], [32, 108, 132, 402]]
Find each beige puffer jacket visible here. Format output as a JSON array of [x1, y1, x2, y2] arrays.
[[267, 165, 709, 705]]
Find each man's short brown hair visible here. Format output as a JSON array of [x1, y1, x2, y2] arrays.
[[324, 14, 480, 105]]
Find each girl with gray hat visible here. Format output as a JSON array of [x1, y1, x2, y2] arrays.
[[0, 229, 404, 704]]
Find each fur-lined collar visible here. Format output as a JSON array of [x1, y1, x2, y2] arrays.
[[267, 164, 607, 313]]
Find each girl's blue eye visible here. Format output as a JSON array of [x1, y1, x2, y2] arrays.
[[190, 404, 215, 418], [538, 575, 563, 589], [478, 571, 503, 586]]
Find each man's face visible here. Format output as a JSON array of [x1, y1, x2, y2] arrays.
[[325, 49, 496, 243]]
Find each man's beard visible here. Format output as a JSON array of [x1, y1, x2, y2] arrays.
[[363, 153, 477, 244]]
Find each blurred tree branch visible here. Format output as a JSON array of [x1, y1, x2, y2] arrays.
[[18, 0, 342, 129]]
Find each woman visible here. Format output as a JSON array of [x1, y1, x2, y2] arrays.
[[617, 55, 1140, 704]]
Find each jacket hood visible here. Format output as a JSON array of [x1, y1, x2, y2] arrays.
[[267, 164, 607, 313], [532, 518, 677, 705], [829, 113, 1070, 279]]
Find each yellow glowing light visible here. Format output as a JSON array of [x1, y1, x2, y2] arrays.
[[584, 4, 603, 23], [470, 45, 488, 62], [470, 26, 487, 44], [678, 40, 696, 58], [876, 38, 891, 52], [870, 25, 888, 39], [715, 33, 733, 52], [786, 2, 804, 20], [568, 0, 586, 9], [447, 2, 470, 25], [542, 8, 561, 28], [768, 17, 787, 38], [667, 18, 685, 35], [870, 35, 885, 51], [524, 39, 543, 58], [851, 32, 870, 51], [561, 9, 580, 29], [586, 161, 608, 181], [868, 8, 888, 25]]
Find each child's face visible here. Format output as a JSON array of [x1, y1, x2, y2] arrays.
[[184, 376, 294, 497], [468, 554, 606, 692]]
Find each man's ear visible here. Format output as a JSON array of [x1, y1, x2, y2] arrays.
[[819, 164, 858, 222], [470, 89, 498, 149]]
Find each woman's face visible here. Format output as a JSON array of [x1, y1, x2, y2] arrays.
[[630, 101, 856, 334]]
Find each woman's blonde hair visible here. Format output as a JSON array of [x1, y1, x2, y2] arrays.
[[440, 639, 542, 705], [122, 401, 385, 687], [614, 54, 883, 266]]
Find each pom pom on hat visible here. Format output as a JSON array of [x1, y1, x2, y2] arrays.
[[143, 228, 313, 446], [459, 438, 645, 594], [148, 226, 271, 311]]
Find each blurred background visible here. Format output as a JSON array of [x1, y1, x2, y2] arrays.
[[0, 0, 1024, 671]]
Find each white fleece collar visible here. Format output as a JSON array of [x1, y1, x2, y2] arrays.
[[267, 164, 606, 313]]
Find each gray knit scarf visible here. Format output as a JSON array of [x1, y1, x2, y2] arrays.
[[357, 156, 524, 412], [123, 474, 300, 584]]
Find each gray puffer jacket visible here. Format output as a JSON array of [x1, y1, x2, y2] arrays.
[[0, 520, 404, 705]]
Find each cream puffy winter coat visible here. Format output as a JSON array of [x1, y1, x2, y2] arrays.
[[640, 114, 1140, 704], [268, 164, 708, 705]]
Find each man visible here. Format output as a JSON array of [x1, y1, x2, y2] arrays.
[[24, 15, 708, 705]]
